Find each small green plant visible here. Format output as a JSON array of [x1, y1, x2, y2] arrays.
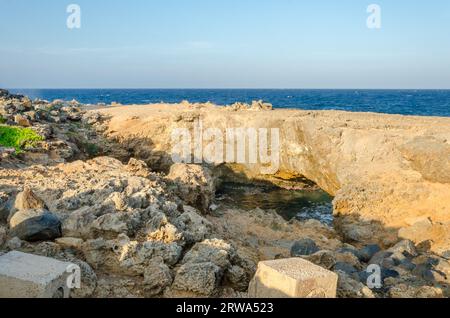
[[0, 125, 44, 153], [83, 142, 100, 157], [0, 116, 6, 124]]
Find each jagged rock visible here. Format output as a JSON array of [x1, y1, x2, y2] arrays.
[[0, 89, 9, 97], [61, 207, 98, 239], [126, 158, 151, 178], [172, 262, 222, 296], [92, 212, 131, 239], [358, 244, 382, 263], [369, 250, 393, 266], [82, 112, 102, 125], [13, 186, 47, 212], [334, 262, 359, 276], [290, 238, 319, 257], [93, 276, 138, 298], [55, 237, 84, 249], [181, 239, 236, 270], [0, 192, 13, 222], [388, 240, 418, 257], [398, 219, 435, 245], [335, 251, 363, 270], [31, 124, 53, 140], [0, 147, 15, 159], [341, 224, 374, 243], [167, 164, 216, 213], [225, 265, 249, 291], [82, 234, 182, 275], [304, 250, 337, 270], [175, 206, 213, 244], [68, 258, 98, 298], [250, 100, 273, 111], [9, 208, 62, 242], [14, 114, 31, 127], [143, 257, 173, 296], [227, 100, 272, 111], [337, 272, 375, 298], [0, 225, 6, 247], [389, 284, 444, 298], [412, 255, 450, 283], [5, 237, 23, 250], [145, 212, 183, 244]]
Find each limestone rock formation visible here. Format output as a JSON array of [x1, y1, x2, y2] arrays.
[[167, 163, 216, 213], [95, 103, 450, 255]]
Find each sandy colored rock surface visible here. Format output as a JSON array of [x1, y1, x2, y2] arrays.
[[94, 103, 450, 253]]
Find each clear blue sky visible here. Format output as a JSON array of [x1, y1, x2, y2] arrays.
[[1, 0, 450, 88]]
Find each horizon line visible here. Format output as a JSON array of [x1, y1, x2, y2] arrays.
[[6, 88, 450, 91]]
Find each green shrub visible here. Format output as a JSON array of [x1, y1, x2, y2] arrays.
[[0, 125, 44, 153], [0, 116, 6, 124]]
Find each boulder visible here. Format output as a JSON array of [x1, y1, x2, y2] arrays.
[[82, 235, 182, 275], [248, 258, 338, 298], [398, 219, 435, 245], [13, 186, 47, 212], [14, 114, 31, 127], [333, 262, 358, 276], [290, 238, 319, 257], [336, 272, 375, 298], [0, 192, 13, 222], [126, 158, 151, 178], [61, 206, 98, 239], [181, 239, 235, 270], [143, 258, 173, 296], [68, 258, 98, 298], [9, 209, 62, 242], [304, 250, 337, 270], [388, 240, 418, 257], [358, 244, 382, 263], [225, 265, 249, 292], [175, 206, 213, 244], [172, 262, 222, 296], [92, 212, 130, 239], [5, 237, 23, 250], [167, 164, 216, 213], [145, 211, 183, 244]]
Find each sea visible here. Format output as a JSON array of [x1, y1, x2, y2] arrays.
[[9, 89, 450, 117]]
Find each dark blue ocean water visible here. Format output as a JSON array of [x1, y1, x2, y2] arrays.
[[9, 89, 450, 117]]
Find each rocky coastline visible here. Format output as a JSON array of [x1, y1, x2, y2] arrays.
[[1, 89, 449, 298]]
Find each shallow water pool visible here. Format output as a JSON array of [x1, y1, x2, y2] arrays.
[[216, 183, 334, 226]]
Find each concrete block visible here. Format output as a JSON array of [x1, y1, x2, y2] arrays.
[[248, 258, 338, 298], [0, 251, 75, 298]]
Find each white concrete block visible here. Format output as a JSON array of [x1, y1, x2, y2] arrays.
[[248, 258, 338, 298], [0, 251, 75, 298]]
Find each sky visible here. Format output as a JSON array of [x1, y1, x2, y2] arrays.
[[1, 0, 450, 89]]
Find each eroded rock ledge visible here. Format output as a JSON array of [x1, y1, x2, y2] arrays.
[[94, 102, 450, 254]]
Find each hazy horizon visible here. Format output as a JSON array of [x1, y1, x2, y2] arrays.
[[1, 0, 450, 89]]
